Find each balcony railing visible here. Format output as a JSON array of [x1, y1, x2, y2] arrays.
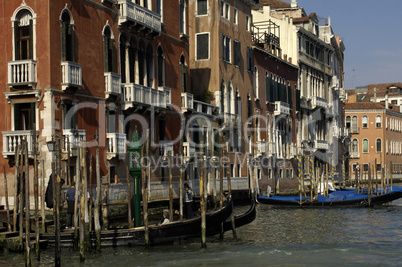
[[181, 93, 194, 112], [314, 140, 329, 150], [2, 130, 38, 158], [350, 151, 360, 158], [274, 101, 290, 116], [223, 113, 238, 127], [8, 60, 37, 88], [105, 72, 121, 98], [62, 129, 86, 152], [183, 142, 196, 162], [123, 83, 170, 109], [160, 141, 174, 159], [117, 0, 161, 34], [312, 96, 328, 109], [256, 141, 266, 157], [107, 133, 127, 159], [61, 61, 82, 90], [349, 126, 359, 134]]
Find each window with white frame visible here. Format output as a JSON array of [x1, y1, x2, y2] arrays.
[[254, 66, 259, 99], [197, 0, 207, 16], [363, 139, 369, 153], [157, 46, 164, 87], [233, 8, 238, 24], [376, 138, 382, 153], [221, 1, 229, 20], [61, 10, 74, 62], [376, 115, 382, 128], [156, 0, 163, 20], [246, 15, 251, 31], [362, 115, 368, 128], [233, 40, 241, 66], [179, 0, 186, 34], [196, 33, 209, 60], [14, 9, 35, 60], [221, 34, 231, 62]]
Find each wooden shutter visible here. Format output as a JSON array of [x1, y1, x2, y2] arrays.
[[14, 21, 20, 60], [29, 19, 33, 59]]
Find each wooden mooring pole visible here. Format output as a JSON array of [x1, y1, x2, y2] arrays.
[[225, 145, 236, 239], [179, 138, 183, 221], [200, 142, 206, 248], [24, 139, 31, 266], [143, 132, 149, 247], [33, 125, 40, 261], [94, 140, 102, 252], [3, 165, 11, 231], [168, 151, 173, 222]]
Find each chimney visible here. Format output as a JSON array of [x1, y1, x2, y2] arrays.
[[328, 16, 331, 27], [385, 90, 389, 109], [291, 0, 298, 8], [373, 87, 377, 102]]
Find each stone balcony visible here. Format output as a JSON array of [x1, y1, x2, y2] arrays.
[[181, 93, 194, 112], [61, 61, 82, 91], [7, 60, 37, 88], [123, 83, 171, 110], [2, 130, 38, 158], [105, 72, 121, 98], [117, 0, 161, 35], [314, 139, 329, 150], [312, 96, 328, 109], [62, 129, 86, 153], [274, 101, 290, 116], [193, 100, 219, 116], [255, 140, 266, 157], [350, 151, 360, 159], [107, 133, 127, 160]]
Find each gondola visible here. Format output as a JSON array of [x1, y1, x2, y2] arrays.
[[41, 196, 233, 247], [257, 187, 402, 207], [222, 199, 256, 232]]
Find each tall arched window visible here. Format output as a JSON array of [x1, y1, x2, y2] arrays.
[[129, 37, 137, 83], [376, 138, 382, 153], [138, 40, 146, 85], [376, 115, 382, 128], [352, 116, 358, 132], [146, 45, 154, 88], [351, 138, 358, 154], [362, 115, 368, 128], [61, 10, 74, 61], [157, 46, 164, 87], [14, 10, 34, 60], [103, 26, 114, 72], [345, 116, 351, 128], [363, 139, 369, 153], [119, 34, 128, 83]]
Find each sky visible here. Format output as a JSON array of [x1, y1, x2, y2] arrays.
[[296, 0, 402, 89]]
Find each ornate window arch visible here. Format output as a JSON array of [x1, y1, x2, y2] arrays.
[[12, 2, 37, 60], [60, 5, 74, 61]]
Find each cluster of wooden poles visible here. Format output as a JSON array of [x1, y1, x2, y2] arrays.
[[354, 159, 394, 196]]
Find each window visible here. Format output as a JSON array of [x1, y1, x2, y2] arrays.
[[157, 46, 164, 87], [233, 8, 238, 24], [351, 138, 358, 153], [351, 116, 358, 131], [14, 10, 34, 60], [14, 102, 35, 130], [345, 116, 351, 128], [180, 55, 187, 92], [221, 34, 231, 62], [107, 109, 116, 133], [156, 0, 163, 18], [363, 164, 369, 173], [197, 0, 207, 15], [362, 115, 368, 128], [221, 1, 229, 19], [376, 163, 381, 172], [246, 46, 253, 71], [376, 115, 382, 128], [376, 138, 382, 153], [179, 0, 186, 34], [63, 102, 77, 130], [61, 11, 74, 61], [103, 26, 114, 72], [246, 15, 251, 31], [363, 139, 369, 153], [237, 164, 240, 177], [196, 33, 209, 60], [159, 119, 166, 141], [233, 40, 241, 66], [254, 66, 259, 99], [391, 100, 398, 105]]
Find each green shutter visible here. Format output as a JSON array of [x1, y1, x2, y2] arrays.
[[61, 22, 67, 61], [14, 21, 20, 60], [29, 19, 33, 59]]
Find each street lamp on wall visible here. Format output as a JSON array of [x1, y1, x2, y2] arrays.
[[47, 136, 56, 152]]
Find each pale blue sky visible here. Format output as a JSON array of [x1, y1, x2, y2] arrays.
[[298, 0, 402, 89]]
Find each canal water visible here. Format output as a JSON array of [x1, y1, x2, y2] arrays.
[[2, 195, 402, 266]]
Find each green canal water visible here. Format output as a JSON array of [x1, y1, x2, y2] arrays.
[[2, 193, 402, 266]]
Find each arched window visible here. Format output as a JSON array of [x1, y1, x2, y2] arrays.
[[129, 37, 137, 83], [362, 115, 368, 128], [146, 44, 154, 88], [376, 115, 382, 128], [363, 139, 369, 153], [103, 26, 114, 72], [376, 138, 382, 153], [180, 54, 187, 92], [352, 116, 358, 132], [14, 10, 34, 60], [138, 40, 146, 85], [61, 10, 74, 61], [351, 138, 358, 154], [345, 116, 351, 128], [157, 46, 164, 87], [119, 34, 128, 83]]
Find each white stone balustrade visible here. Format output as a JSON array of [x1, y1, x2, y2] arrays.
[[2, 130, 38, 158], [61, 61, 82, 90], [118, 0, 161, 33], [8, 60, 36, 87], [274, 101, 290, 116], [105, 72, 121, 98], [107, 133, 127, 159]]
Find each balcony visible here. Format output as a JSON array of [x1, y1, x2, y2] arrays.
[[61, 61, 82, 91], [350, 151, 360, 159], [62, 129, 86, 153], [107, 133, 127, 160], [105, 72, 121, 98], [2, 130, 38, 158], [123, 83, 170, 110], [274, 101, 290, 116], [314, 140, 329, 150], [117, 0, 161, 35], [160, 141, 174, 160], [193, 100, 218, 116], [256, 141, 266, 157], [223, 113, 239, 127], [183, 142, 196, 162], [8, 60, 37, 88], [312, 96, 328, 109], [350, 126, 359, 134], [181, 93, 194, 112]]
